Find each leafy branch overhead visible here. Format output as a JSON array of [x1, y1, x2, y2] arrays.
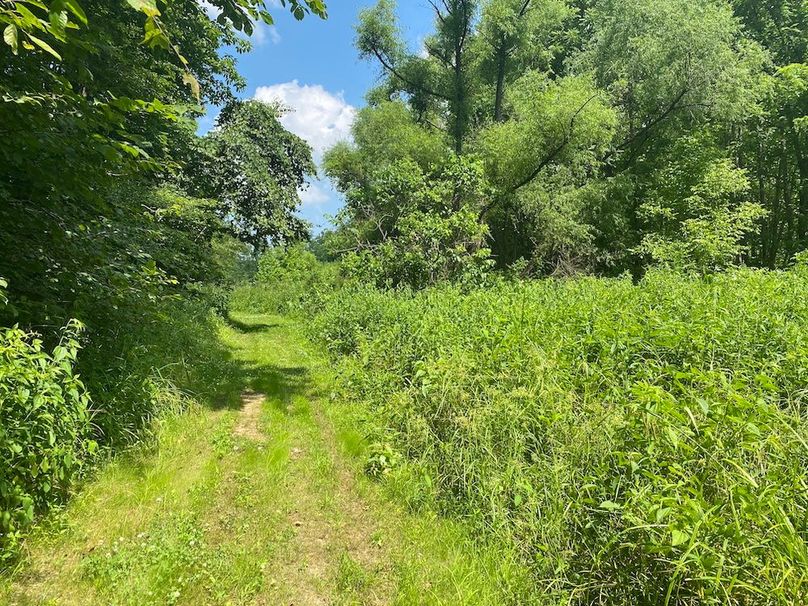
[[0, 0, 328, 565], [1, 0, 327, 99]]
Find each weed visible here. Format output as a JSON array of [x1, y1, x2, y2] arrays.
[[312, 267, 808, 605]]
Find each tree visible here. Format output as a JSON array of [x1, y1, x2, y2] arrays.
[[341, 205, 492, 289], [195, 100, 317, 249], [730, 0, 807, 265], [581, 0, 762, 168], [475, 0, 571, 122], [636, 146, 767, 272], [575, 0, 767, 273], [326, 121, 492, 288], [325, 102, 451, 249], [357, 0, 478, 153], [336, 0, 804, 277]]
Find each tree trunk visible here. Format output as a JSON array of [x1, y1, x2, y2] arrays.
[[494, 46, 507, 123]]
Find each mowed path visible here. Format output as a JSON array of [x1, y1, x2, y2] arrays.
[[0, 315, 519, 606]]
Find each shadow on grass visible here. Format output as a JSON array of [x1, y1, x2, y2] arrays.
[[242, 362, 310, 414], [212, 314, 313, 415], [225, 316, 279, 333]]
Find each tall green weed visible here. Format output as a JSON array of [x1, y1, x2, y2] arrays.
[[230, 244, 339, 315], [312, 268, 808, 605], [0, 281, 95, 563]]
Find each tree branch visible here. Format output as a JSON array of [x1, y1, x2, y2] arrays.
[[479, 93, 599, 220], [604, 88, 689, 165], [370, 47, 451, 102], [427, 0, 446, 24], [425, 41, 451, 67], [511, 93, 599, 192]]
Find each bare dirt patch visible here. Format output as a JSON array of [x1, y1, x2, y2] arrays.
[[234, 390, 267, 442]]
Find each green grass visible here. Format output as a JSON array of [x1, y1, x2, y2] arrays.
[[311, 267, 808, 605], [1, 314, 527, 605]]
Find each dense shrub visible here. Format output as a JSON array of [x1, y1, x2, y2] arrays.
[[0, 273, 241, 564], [77, 297, 242, 447], [0, 282, 95, 562], [230, 244, 339, 315], [340, 207, 493, 290], [312, 268, 808, 605], [256, 243, 320, 284]]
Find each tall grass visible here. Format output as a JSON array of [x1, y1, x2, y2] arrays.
[[229, 248, 338, 315], [310, 267, 808, 605], [78, 298, 243, 447]]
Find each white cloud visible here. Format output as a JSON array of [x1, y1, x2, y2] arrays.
[[249, 21, 281, 46], [298, 181, 331, 208], [254, 81, 356, 163], [199, 0, 219, 18]]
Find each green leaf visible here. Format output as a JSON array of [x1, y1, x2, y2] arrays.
[[63, 0, 88, 24], [665, 426, 679, 449], [27, 34, 62, 59], [671, 528, 690, 547], [126, 0, 160, 17], [183, 72, 201, 102], [49, 10, 69, 39], [599, 501, 621, 512], [4, 24, 19, 55]]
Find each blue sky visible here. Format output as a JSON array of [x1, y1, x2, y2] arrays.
[[199, 1, 434, 232]]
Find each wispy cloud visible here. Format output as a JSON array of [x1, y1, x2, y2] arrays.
[[254, 81, 356, 231], [298, 181, 331, 208]]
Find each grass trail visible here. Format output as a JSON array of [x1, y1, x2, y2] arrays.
[[0, 315, 524, 605]]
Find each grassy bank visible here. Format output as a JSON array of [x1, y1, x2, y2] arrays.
[[0, 291, 242, 566], [308, 267, 808, 605]]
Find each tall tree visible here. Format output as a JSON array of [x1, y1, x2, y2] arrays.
[[731, 0, 808, 264], [194, 100, 317, 249], [475, 0, 571, 122], [1, 0, 327, 327], [357, 0, 478, 153]]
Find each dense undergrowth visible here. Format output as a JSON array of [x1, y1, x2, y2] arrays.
[[230, 243, 337, 315], [285, 265, 808, 605], [0, 278, 242, 566], [0, 309, 94, 563]]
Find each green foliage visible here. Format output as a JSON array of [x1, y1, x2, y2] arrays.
[[357, 0, 479, 152], [583, 0, 762, 129], [326, 102, 450, 178], [0, 0, 87, 59], [475, 73, 616, 193], [326, 152, 493, 289], [474, 73, 617, 270], [256, 243, 319, 284], [638, 156, 768, 272], [475, 0, 573, 120], [342, 207, 493, 289], [0, 0, 326, 564], [0, 311, 94, 564], [313, 268, 808, 605], [344, 0, 806, 275], [231, 244, 338, 314], [193, 100, 317, 248]]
